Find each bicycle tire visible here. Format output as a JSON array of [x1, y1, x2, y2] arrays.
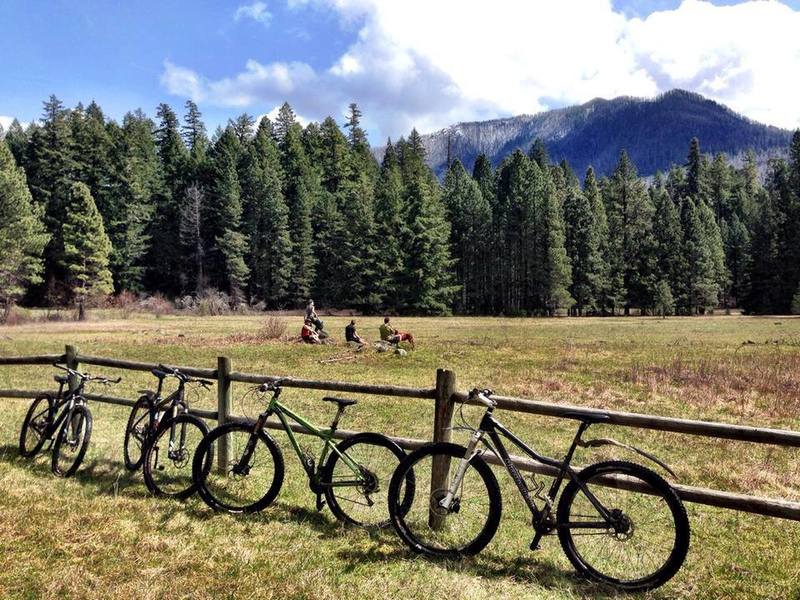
[[142, 413, 208, 499], [388, 442, 502, 558], [557, 460, 690, 592], [192, 421, 285, 513], [19, 394, 55, 458], [322, 432, 413, 528], [51, 404, 92, 477]]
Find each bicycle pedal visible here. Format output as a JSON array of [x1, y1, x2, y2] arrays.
[[315, 494, 326, 512]]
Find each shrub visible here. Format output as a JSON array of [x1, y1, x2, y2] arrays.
[[196, 290, 230, 316], [138, 294, 174, 316], [260, 316, 287, 340]]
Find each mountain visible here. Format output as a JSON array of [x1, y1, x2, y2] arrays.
[[393, 90, 793, 178]]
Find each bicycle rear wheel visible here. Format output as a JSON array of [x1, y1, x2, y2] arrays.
[[557, 460, 690, 592], [192, 421, 284, 513], [142, 413, 208, 499], [123, 395, 152, 471], [322, 432, 413, 528], [51, 405, 92, 477], [19, 394, 55, 457], [388, 442, 501, 558]]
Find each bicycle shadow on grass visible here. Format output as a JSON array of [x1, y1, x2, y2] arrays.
[[335, 542, 659, 599], [0, 442, 394, 541]]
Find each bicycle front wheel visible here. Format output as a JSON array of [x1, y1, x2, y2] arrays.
[[142, 413, 208, 499], [557, 460, 690, 592], [388, 442, 501, 558], [51, 404, 92, 477], [192, 421, 284, 513], [20, 394, 55, 458], [322, 432, 414, 528]]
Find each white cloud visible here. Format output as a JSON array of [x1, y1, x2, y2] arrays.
[[234, 1, 272, 25], [0, 115, 15, 132], [160, 0, 800, 141]]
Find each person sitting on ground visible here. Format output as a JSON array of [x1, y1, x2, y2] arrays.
[[305, 299, 325, 332], [379, 317, 415, 349], [345, 319, 366, 346], [301, 318, 321, 344], [379, 317, 400, 344]]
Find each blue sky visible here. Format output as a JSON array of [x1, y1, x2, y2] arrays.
[[2, 0, 799, 142]]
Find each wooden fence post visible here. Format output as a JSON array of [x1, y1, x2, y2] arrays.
[[65, 344, 79, 393], [216, 356, 232, 474], [429, 368, 457, 529]]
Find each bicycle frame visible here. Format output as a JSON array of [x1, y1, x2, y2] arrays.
[[258, 395, 364, 487], [443, 411, 616, 544]]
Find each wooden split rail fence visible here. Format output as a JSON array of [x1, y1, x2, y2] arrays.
[[1, 344, 800, 521]]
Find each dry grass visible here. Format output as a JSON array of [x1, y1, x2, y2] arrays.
[[0, 314, 799, 599]]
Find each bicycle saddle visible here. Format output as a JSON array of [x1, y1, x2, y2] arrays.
[[561, 411, 610, 425], [322, 396, 357, 408], [54, 374, 68, 384]]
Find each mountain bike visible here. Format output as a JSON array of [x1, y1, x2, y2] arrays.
[[388, 389, 690, 592], [19, 364, 121, 477], [123, 365, 213, 499], [192, 380, 415, 527]]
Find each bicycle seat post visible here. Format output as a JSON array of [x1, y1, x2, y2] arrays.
[[329, 404, 347, 434]]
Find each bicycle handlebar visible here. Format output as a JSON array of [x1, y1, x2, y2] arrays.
[[154, 364, 214, 388], [257, 378, 285, 394], [53, 363, 121, 385], [468, 388, 496, 408]]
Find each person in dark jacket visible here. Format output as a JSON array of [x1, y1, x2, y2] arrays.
[[345, 319, 366, 346]]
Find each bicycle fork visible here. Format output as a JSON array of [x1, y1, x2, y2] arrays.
[[438, 429, 484, 511]]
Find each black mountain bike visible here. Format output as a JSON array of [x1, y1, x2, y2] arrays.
[[123, 365, 213, 499], [388, 389, 690, 592], [19, 364, 121, 477], [192, 380, 415, 527]]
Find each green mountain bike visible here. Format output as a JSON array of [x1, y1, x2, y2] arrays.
[[192, 379, 415, 527]]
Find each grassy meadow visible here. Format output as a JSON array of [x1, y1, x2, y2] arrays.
[[0, 312, 799, 599]]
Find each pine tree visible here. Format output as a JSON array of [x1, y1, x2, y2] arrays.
[[27, 95, 78, 303], [679, 198, 718, 314], [708, 153, 733, 223], [106, 111, 159, 292], [61, 182, 113, 319], [0, 140, 49, 321], [149, 104, 188, 294], [243, 119, 292, 307], [4, 119, 29, 166], [280, 122, 317, 305], [179, 184, 207, 292], [583, 168, 613, 314], [207, 128, 249, 302], [230, 113, 256, 144], [443, 159, 491, 313], [534, 163, 573, 314], [401, 177, 458, 314], [529, 138, 550, 170], [685, 137, 709, 203], [373, 141, 406, 310], [496, 150, 536, 314], [653, 279, 675, 318], [274, 102, 297, 142], [603, 151, 655, 314], [725, 213, 750, 308], [651, 185, 683, 309], [182, 100, 208, 154], [698, 199, 729, 311], [563, 185, 598, 315]]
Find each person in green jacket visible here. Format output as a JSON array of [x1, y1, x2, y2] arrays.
[[379, 317, 415, 348]]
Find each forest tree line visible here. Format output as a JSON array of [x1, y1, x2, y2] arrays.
[[1, 95, 800, 320]]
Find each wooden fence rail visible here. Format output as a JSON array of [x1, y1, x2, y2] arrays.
[[1, 344, 799, 522]]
